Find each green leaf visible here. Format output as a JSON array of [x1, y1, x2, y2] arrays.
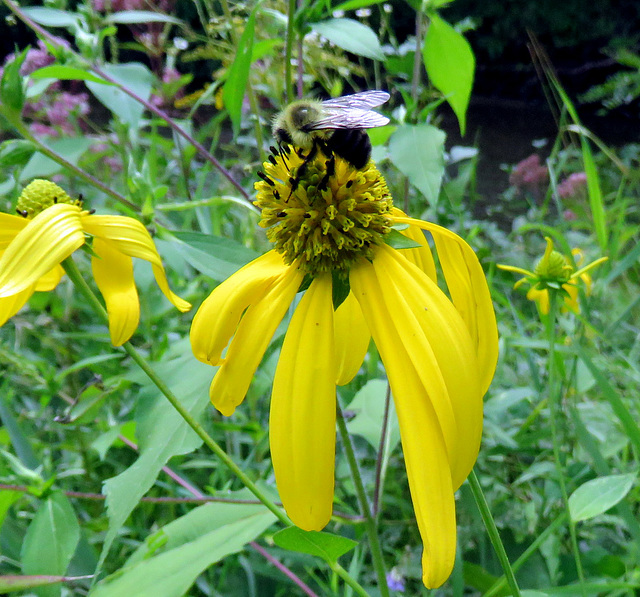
[[90, 497, 276, 597], [0, 49, 28, 120], [332, 0, 386, 11], [346, 379, 400, 451], [86, 63, 154, 129], [423, 14, 475, 135], [0, 139, 36, 168], [386, 228, 423, 250], [19, 137, 94, 181], [95, 344, 213, 577], [569, 474, 636, 522], [273, 528, 357, 563], [104, 11, 184, 25], [388, 124, 446, 205], [30, 66, 110, 85], [22, 492, 80, 597], [22, 7, 80, 27], [223, 6, 258, 137], [169, 231, 259, 280], [310, 18, 385, 61], [0, 393, 39, 469]]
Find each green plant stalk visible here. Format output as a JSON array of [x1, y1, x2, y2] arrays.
[[483, 512, 567, 597], [285, 0, 296, 102], [61, 256, 288, 526], [336, 404, 390, 597], [545, 294, 586, 595], [12, 120, 138, 212], [468, 470, 521, 597], [63, 257, 373, 597]]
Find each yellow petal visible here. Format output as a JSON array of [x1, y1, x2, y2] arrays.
[[81, 214, 190, 313], [0, 213, 28, 249], [191, 250, 297, 366], [527, 287, 549, 314], [391, 207, 437, 281], [334, 292, 370, 385], [35, 264, 64, 292], [391, 214, 499, 396], [359, 245, 482, 487], [208, 262, 302, 416], [0, 285, 36, 325], [270, 274, 336, 530], [0, 204, 84, 298], [92, 238, 139, 346], [350, 257, 457, 588]]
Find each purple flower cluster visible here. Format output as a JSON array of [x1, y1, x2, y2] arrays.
[[509, 154, 549, 196], [557, 171, 588, 199]]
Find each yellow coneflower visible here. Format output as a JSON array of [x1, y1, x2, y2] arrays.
[[0, 179, 190, 345], [190, 147, 499, 588]]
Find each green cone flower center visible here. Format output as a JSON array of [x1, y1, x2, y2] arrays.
[[16, 179, 84, 218], [254, 146, 393, 275], [534, 249, 573, 283]]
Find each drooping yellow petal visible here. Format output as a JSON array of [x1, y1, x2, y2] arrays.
[[91, 238, 139, 346], [0, 285, 36, 325], [270, 274, 336, 531], [527, 287, 550, 314], [34, 265, 63, 292], [191, 250, 297, 366], [391, 214, 498, 396], [0, 204, 84, 298], [391, 207, 437, 282], [371, 245, 482, 487], [208, 263, 303, 416], [350, 257, 457, 588], [0, 213, 28, 249], [81, 214, 190, 313], [334, 292, 370, 385]]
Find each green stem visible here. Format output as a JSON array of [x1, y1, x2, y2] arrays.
[[61, 256, 289, 527], [336, 404, 390, 597], [545, 295, 587, 594], [468, 470, 521, 597], [284, 0, 296, 102]]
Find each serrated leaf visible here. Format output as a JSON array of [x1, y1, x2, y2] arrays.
[[310, 18, 385, 61], [388, 124, 446, 205], [170, 231, 259, 280], [423, 14, 474, 135], [90, 498, 276, 597], [273, 528, 357, 563], [22, 7, 80, 27], [22, 492, 80, 597], [30, 66, 110, 85], [569, 474, 636, 522], [223, 7, 257, 137], [104, 10, 184, 25]]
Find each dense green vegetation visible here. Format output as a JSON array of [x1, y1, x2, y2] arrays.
[[0, 1, 638, 596]]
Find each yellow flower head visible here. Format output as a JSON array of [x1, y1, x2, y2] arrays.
[[191, 147, 499, 588], [498, 236, 607, 315], [0, 179, 191, 345]]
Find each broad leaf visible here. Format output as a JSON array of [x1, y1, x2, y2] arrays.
[[105, 11, 184, 25], [388, 124, 446, 205], [569, 474, 636, 522], [423, 14, 474, 135], [310, 19, 385, 61], [19, 138, 94, 181], [30, 66, 109, 85], [273, 528, 357, 563], [22, 492, 80, 597], [22, 7, 80, 27]]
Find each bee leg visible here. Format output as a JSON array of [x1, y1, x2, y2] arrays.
[[318, 153, 336, 191], [288, 141, 319, 198]]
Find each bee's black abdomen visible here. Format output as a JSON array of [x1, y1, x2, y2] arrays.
[[326, 129, 371, 170]]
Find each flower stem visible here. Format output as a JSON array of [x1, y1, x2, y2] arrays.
[[545, 295, 587, 595], [336, 403, 390, 597], [468, 470, 521, 597], [61, 256, 289, 527]]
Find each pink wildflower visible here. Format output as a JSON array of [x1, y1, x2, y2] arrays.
[[557, 172, 587, 199]]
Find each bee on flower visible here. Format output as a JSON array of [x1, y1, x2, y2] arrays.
[[190, 111, 499, 588]]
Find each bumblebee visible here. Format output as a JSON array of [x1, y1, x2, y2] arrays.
[[272, 90, 390, 172]]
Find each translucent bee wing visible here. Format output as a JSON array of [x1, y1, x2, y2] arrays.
[[308, 108, 390, 130], [321, 90, 390, 110]]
